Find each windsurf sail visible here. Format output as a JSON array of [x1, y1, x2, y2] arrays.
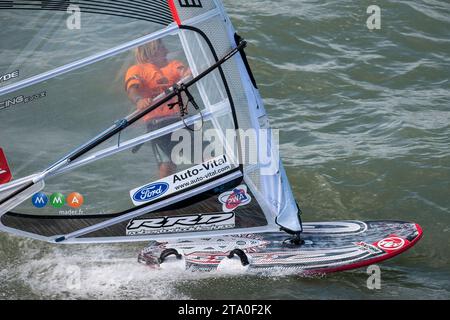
[[0, 0, 302, 243]]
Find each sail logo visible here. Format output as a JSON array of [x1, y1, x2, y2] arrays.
[[178, 0, 203, 8], [0, 148, 12, 184], [173, 155, 229, 184], [132, 182, 169, 204], [31, 192, 84, 209], [50, 193, 66, 208], [32, 193, 49, 208], [0, 70, 19, 84], [67, 192, 84, 208], [126, 213, 235, 236], [129, 155, 232, 206], [0, 91, 46, 112], [219, 185, 252, 213]]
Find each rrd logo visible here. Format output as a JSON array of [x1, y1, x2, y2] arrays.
[[126, 212, 235, 235]]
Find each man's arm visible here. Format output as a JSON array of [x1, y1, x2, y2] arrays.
[[127, 84, 151, 111], [178, 64, 192, 80]]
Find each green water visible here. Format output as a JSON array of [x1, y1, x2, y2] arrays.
[[1, 0, 449, 299]]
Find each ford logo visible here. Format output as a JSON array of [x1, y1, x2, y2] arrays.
[[133, 182, 169, 203]]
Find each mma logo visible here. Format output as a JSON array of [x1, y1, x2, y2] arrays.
[[178, 0, 202, 8]]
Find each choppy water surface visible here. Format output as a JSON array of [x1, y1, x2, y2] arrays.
[[1, 0, 449, 299]]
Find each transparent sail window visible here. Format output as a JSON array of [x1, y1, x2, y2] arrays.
[[2, 31, 241, 217], [0, 8, 170, 89]]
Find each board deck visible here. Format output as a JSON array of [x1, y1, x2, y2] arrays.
[[138, 221, 423, 274]]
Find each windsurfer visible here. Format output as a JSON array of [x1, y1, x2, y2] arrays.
[[125, 39, 191, 178]]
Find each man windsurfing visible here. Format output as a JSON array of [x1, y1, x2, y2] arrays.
[[125, 39, 191, 178]]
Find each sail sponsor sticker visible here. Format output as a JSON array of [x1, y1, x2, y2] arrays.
[[218, 185, 252, 213], [132, 182, 170, 204], [129, 155, 232, 206], [0, 148, 12, 184], [126, 212, 235, 236], [0, 70, 19, 84], [178, 0, 203, 8]]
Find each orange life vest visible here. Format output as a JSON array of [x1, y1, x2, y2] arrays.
[[125, 60, 186, 122]]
